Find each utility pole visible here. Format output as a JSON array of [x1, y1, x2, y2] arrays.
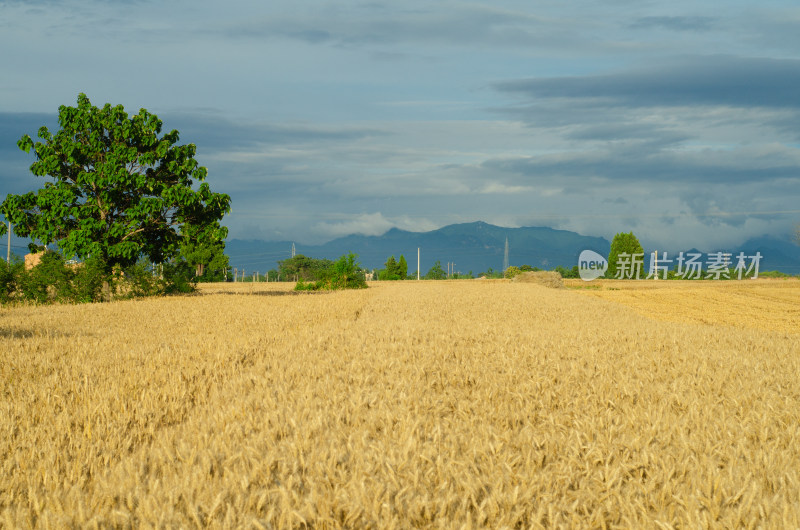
[[6, 222, 10, 263], [417, 247, 420, 280], [291, 243, 296, 258], [503, 236, 509, 273], [654, 251, 659, 281]]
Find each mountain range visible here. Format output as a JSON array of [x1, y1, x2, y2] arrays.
[[225, 221, 800, 276]]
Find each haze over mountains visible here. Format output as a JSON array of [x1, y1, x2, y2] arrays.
[[226, 222, 800, 276]]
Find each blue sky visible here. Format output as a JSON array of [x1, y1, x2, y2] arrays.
[[1, 0, 799, 251]]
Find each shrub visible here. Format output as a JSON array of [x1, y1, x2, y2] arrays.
[[159, 259, 197, 295], [0, 253, 201, 306], [553, 265, 580, 279], [0, 257, 24, 304], [294, 252, 367, 291], [17, 252, 75, 303], [70, 256, 107, 303]]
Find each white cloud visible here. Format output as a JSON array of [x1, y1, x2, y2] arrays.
[[313, 213, 438, 238]]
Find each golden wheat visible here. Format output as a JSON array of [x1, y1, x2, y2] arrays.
[[1, 280, 799, 527]]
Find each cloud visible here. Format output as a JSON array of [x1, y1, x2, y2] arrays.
[[629, 16, 716, 32], [482, 144, 800, 186], [478, 182, 535, 194], [165, 112, 385, 153], [0, 112, 56, 152], [312, 212, 438, 238], [495, 56, 800, 109], [0, 112, 57, 197], [214, 3, 582, 50]]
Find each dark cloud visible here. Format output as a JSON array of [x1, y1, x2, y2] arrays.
[[217, 5, 579, 50], [563, 123, 691, 145], [0, 112, 56, 153], [629, 16, 716, 32], [164, 113, 385, 153], [0, 113, 53, 198], [678, 191, 756, 228], [482, 149, 800, 186], [762, 111, 800, 143], [495, 56, 800, 109], [0, 109, 382, 154]]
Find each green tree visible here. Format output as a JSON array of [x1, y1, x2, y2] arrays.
[[606, 232, 644, 279], [0, 94, 231, 294], [424, 260, 446, 280], [386, 256, 399, 279], [397, 255, 408, 280], [180, 220, 230, 280], [278, 254, 333, 281], [380, 255, 402, 280]]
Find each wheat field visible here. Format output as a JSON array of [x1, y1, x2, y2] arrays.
[[1, 279, 799, 528]]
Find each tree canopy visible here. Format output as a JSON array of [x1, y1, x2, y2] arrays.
[[180, 220, 229, 280], [397, 255, 408, 279], [379, 255, 403, 280], [278, 254, 333, 281], [0, 94, 230, 272], [425, 260, 446, 280], [607, 231, 644, 278]]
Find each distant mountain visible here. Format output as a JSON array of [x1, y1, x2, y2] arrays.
[[730, 235, 800, 275], [632, 236, 800, 276], [225, 221, 610, 275]]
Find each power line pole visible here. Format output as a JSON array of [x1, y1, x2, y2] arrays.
[[503, 236, 509, 273], [6, 222, 10, 263], [417, 247, 420, 280], [291, 242, 296, 258]]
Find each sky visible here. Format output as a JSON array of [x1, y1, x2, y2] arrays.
[[1, 0, 800, 252]]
